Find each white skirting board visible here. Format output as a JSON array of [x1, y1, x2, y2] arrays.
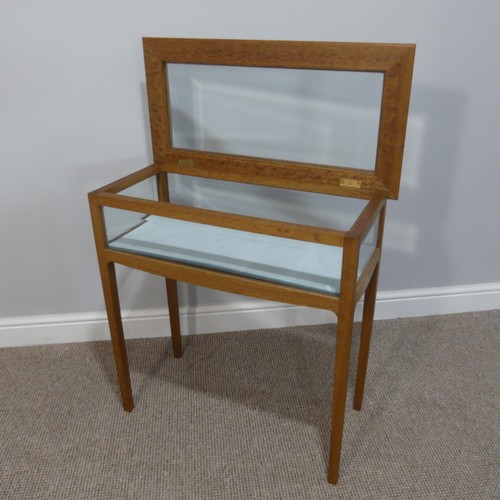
[[0, 283, 499, 348]]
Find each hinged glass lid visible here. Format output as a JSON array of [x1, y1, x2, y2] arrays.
[[167, 63, 384, 172], [143, 38, 415, 199]]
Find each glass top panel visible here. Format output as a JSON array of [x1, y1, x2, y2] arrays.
[[167, 63, 383, 170]]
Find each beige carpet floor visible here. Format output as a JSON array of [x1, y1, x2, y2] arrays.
[[1, 311, 499, 499]]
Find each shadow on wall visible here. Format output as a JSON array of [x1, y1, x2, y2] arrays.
[[381, 85, 466, 291]]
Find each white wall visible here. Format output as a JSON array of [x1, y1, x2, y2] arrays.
[[1, 1, 499, 327]]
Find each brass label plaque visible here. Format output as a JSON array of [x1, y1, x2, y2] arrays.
[[340, 178, 362, 188]]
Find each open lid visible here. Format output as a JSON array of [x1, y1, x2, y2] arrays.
[[143, 38, 415, 199]]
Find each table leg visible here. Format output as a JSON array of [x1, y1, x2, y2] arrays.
[[166, 278, 183, 357], [100, 261, 134, 412], [353, 264, 379, 411], [328, 307, 355, 484]]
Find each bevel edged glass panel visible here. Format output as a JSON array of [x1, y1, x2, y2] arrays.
[[103, 207, 344, 295], [103, 206, 377, 296], [167, 63, 383, 170]]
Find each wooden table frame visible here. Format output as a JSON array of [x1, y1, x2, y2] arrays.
[[88, 39, 415, 484]]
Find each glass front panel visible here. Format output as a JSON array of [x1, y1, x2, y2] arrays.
[[167, 63, 383, 170], [103, 208, 345, 295], [103, 201, 378, 295]]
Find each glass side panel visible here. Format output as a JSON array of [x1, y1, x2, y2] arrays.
[[103, 208, 376, 296], [167, 63, 383, 170], [119, 176, 158, 201], [103, 208, 148, 242], [358, 213, 379, 275]]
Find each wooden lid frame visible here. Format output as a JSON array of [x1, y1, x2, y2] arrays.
[[143, 38, 415, 200]]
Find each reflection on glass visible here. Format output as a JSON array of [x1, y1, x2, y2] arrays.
[[167, 63, 383, 170]]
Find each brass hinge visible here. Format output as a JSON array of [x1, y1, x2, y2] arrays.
[[340, 178, 362, 188]]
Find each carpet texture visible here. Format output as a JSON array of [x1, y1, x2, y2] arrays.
[[1, 311, 499, 499]]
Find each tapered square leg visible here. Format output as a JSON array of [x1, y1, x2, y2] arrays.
[[165, 278, 182, 358], [353, 265, 379, 411], [328, 309, 355, 484], [100, 261, 134, 412]]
